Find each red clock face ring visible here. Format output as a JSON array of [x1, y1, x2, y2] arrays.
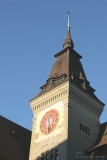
[[40, 110, 59, 135]]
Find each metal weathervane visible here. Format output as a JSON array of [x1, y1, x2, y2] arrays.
[[67, 11, 70, 29]]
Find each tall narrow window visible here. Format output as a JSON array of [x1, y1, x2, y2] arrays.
[[50, 149, 54, 160], [46, 151, 50, 160], [80, 123, 82, 131], [82, 125, 85, 132], [55, 149, 59, 160], [87, 128, 90, 136], [79, 123, 90, 136], [85, 126, 87, 134], [37, 156, 41, 160], [41, 153, 45, 160]]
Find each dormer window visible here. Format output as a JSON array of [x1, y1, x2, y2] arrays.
[[61, 75, 65, 80], [53, 79, 57, 83], [48, 79, 53, 84], [58, 77, 61, 82], [40, 85, 46, 92], [58, 74, 66, 82], [40, 74, 66, 92], [42, 87, 46, 91]]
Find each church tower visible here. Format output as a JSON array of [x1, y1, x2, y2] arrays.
[[29, 14, 104, 160]]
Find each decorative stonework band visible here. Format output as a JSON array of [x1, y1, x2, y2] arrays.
[[69, 88, 103, 117], [32, 89, 68, 112]]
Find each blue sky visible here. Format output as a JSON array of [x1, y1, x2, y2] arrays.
[[0, 0, 107, 130]]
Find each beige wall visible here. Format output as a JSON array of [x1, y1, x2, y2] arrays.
[[29, 81, 104, 160], [29, 82, 69, 160], [67, 83, 103, 159]]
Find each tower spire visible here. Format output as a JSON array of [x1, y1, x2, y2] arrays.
[[63, 12, 74, 49]]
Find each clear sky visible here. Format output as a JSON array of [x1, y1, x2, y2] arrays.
[[0, 0, 107, 130]]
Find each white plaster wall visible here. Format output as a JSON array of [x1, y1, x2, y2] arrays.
[[29, 82, 69, 160]]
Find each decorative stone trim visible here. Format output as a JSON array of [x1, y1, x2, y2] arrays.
[[32, 89, 68, 112], [69, 88, 103, 117], [32, 117, 37, 123]]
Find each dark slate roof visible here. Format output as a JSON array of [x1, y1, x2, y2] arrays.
[[49, 47, 86, 80], [31, 46, 104, 106], [0, 115, 31, 160], [88, 122, 107, 153], [30, 25, 104, 107]]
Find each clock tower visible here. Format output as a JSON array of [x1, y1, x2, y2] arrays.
[[29, 15, 104, 160]]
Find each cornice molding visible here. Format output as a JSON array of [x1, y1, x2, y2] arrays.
[[69, 88, 103, 117], [31, 81, 103, 117], [31, 88, 69, 113]]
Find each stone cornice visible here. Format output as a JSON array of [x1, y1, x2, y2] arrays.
[[31, 87, 69, 113], [30, 80, 103, 117], [69, 87, 103, 117]]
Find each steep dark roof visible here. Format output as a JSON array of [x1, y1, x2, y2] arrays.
[[31, 46, 104, 106], [88, 122, 107, 153], [0, 115, 31, 160], [49, 48, 85, 80], [30, 23, 104, 107]]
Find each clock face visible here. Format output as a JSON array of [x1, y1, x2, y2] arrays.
[[34, 101, 64, 143], [40, 110, 59, 135]]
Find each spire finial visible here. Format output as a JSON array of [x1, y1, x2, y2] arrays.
[[67, 11, 70, 29], [63, 11, 74, 49]]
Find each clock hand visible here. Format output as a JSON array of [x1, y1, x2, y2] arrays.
[[47, 116, 52, 133]]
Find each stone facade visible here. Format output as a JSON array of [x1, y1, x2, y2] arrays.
[[29, 19, 105, 160]]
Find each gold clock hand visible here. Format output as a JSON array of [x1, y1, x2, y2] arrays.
[[47, 116, 51, 133]]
